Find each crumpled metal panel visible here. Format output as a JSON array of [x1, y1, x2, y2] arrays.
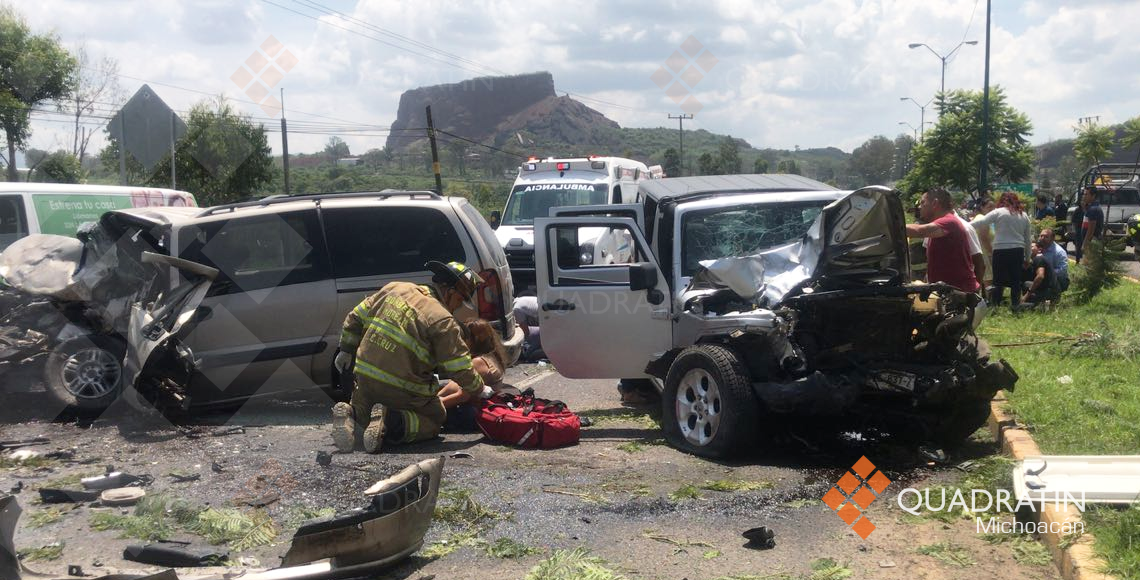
[[684, 187, 904, 306], [0, 235, 114, 302]]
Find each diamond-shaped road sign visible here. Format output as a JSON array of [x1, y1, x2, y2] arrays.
[[107, 84, 188, 171]]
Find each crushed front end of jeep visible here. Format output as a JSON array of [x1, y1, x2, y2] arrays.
[[665, 187, 1017, 450]]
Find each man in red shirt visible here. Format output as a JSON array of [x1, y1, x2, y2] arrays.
[[905, 187, 980, 293]]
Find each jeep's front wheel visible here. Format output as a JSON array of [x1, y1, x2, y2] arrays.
[[44, 336, 126, 412], [662, 344, 758, 458]]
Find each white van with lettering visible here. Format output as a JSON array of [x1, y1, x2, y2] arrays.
[[491, 156, 661, 290], [0, 183, 198, 251]]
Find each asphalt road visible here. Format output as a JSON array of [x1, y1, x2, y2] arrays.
[[0, 366, 1059, 580]]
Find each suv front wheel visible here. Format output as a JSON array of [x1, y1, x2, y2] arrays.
[[43, 336, 126, 412], [662, 344, 759, 458]]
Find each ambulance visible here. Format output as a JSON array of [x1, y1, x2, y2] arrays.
[[491, 156, 661, 290], [0, 183, 197, 251]]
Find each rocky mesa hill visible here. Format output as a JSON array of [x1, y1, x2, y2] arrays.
[[385, 71, 619, 153]]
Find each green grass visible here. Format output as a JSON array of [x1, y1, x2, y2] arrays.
[[1084, 505, 1140, 578], [807, 558, 853, 580], [434, 487, 505, 527], [525, 547, 627, 580], [668, 484, 703, 501], [917, 542, 975, 567], [577, 408, 661, 430], [18, 543, 64, 562], [700, 479, 773, 492], [90, 512, 174, 541], [980, 279, 1140, 577], [615, 442, 644, 453], [26, 508, 65, 528], [980, 280, 1140, 455], [485, 537, 541, 559]]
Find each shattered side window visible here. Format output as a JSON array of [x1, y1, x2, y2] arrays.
[[681, 201, 827, 276]]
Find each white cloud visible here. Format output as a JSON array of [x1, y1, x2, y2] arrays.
[[14, 0, 1140, 163]]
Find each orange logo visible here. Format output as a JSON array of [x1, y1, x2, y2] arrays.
[[822, 456, 891, 539]]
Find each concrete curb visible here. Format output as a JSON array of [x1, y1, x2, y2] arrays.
[[987, 395, 1116, 580]]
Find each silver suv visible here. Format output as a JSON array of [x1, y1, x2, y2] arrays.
[[2, 191, 522, 412], [534, 175, 1017, 458]]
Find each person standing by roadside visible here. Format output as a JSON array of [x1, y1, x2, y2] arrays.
[[1034, 195, 1054, 220], [970, 191, 1032, 309], [1079, 186, 1104, 262], [1036, 229, 1070, 292], [1053, 194, 1069, 227], [905, 187, 980, 294], [1072, 190, 1086, 263], [970, 196, 996, 290]]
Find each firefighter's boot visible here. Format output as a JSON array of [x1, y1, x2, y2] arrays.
[[362, 404, 388, 454]]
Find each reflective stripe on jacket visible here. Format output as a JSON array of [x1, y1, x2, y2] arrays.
[[340, 281, 483, 397]]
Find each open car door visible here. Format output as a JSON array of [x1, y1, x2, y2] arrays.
[[534, 216, 671, 379], [122, 252, 219, 399]]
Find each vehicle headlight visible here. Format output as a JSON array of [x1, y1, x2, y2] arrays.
[[579, 242, 595, 265]]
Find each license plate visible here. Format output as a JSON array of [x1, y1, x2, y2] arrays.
[[869, 370, 916, 392]]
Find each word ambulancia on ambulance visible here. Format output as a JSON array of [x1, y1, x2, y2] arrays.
[[490, 156, 662, 290]]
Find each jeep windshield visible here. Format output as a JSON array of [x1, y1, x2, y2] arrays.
[[502, 183, 608, 225], [681, 201, 829, 276]]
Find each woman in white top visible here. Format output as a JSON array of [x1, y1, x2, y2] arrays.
[[971, 191, 1032, 309]]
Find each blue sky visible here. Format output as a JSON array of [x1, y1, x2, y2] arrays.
[[16, 0, 1140, 158]]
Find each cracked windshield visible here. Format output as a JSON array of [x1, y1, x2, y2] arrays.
[[682, 202, 827, 275]]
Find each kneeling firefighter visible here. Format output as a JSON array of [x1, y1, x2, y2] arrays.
[[331, 261, 489, 453]]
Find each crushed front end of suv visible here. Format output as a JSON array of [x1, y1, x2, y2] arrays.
[[535, 177, 1018, 458]]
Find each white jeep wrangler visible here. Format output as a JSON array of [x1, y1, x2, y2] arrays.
[[535, 175, 1017, 458]]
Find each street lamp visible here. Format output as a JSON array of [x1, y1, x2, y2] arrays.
[[908, 40, 979, 96], [900, 97, 933, 140], [898, 121, 918, 141]]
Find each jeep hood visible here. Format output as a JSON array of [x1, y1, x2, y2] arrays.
[[687, 186, 909, 305]]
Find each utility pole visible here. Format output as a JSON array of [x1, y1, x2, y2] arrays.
[[979, 0, 992, 194], [118, 115, 127, 185], [281, 88, 291, 196], [426, 105, 443, 194], [170, 111, 176, 189], [668, 113, 693, 176]]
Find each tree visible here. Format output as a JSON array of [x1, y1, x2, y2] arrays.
[[662, 147, 681, 177], [1121, 116, 1140, 169], [849, 135, 895, 186], [893, 134, 916, 180], [0, 5, 78, 181], [716, 137, 742, 174], [776, 159, 801, 175], [68, 43, 123, 164], [33, 150, 81, 183], [324, 136, 350, 162], [900, 87, 1033, 195], [99, 98, 274, 204], [1072, 122, 1114, 169], [753, 157, 769, 174], [697, 152, 716, 175]]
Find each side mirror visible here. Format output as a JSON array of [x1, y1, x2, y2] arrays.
[[489, 211, 501, 230], [629, 262, 658, 291]]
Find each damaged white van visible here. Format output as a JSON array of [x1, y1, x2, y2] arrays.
[[535, 175, 1017, 458], [0, 183, 197, 251], [492, 156, 660, 290]]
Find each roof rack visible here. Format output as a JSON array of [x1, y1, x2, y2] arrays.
[[196, 190, 442, 217]]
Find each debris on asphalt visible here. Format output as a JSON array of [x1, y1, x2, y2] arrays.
[[449, 452, 473, 459], [7, 449, 41, 463], [8, 482, 22, 494], [879, 560, 897, 568], [39, 488, 100, 504], [81, 472, 146, 491], [167, 471, 201, 483], [284, 457, 444, 568], [122, 543, 229, 567], [742, 526, 776, 550], [181, 426, 246, 439], [315, 450, 332, 467], [641, 529, 715, 549], [211, 461, 225, 473], [0, 437, 49, 450], [67, 564, 88, 576], [100, 487, 147, 507]]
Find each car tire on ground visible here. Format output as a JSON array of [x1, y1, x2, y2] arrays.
[[931, 398, 993, 448], [662, 344, 758, 458], [43, 336, 127, 412]]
